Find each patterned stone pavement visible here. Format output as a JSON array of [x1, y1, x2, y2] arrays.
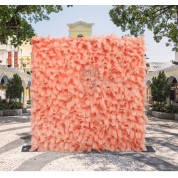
[[0, 109, 178, 171]]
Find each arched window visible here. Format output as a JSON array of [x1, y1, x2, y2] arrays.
[[1, 78, 4, 84], [77, 34, 83, 38]]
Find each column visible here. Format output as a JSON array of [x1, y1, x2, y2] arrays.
[[148, 88, 151, 104], [146, 88, 148, 103], [166, 96, 171, 105], [29, 86, 31, 100], [23, 87, 27, 108]]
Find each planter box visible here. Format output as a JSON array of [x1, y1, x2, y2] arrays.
[[152, 111, 160, 118], [3, 109, 22, 116], [174, 113, 178, 120], [0, 110, 3, 117], [22, 108, 27, 113], [152, 111, 175, 120]]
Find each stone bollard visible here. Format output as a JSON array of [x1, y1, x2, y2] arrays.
[[0, 110, 3, 117]]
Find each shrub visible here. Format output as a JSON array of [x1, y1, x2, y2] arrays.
[[165, 104, 178, 113], [0, 100, 8, 110], [152, 103, 178, 113], [8, 101, 23, 109], [152, 103, 166, 112], [151, 71, 171, 103], [0, 100, 23, 110], [6, 74, 23, 100], [0, 102, 4, 110]]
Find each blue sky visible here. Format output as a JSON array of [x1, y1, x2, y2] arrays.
[[32, 5, 175, 63]]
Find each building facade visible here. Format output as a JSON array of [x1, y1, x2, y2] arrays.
[[146, 52, 178, 105], [0, 41, 32, 73], [0, 41, 32, 107], [0, 65, 31, 108], [67, 19, 94, 37], [147, 62, 173, 73], [0, 43, 20, 68]]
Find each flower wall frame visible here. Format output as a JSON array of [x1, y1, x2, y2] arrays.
[[31, 35, 148, 152]]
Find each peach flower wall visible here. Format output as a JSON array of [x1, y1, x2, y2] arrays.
[[31, 35, 147, 152]]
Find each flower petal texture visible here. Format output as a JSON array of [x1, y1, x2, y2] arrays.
[[31, 35, 147, 152]]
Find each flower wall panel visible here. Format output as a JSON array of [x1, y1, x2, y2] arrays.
[[31, 36, 147, 152]]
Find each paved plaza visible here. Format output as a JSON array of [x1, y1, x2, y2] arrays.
[[0, 109, 178, 171]]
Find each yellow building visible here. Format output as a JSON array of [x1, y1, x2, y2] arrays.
[[67, 19, 94, 37], [18, 41, 32, 102], [19, 41, 32, 74]]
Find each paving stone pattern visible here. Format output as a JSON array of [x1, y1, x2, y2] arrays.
[[0, 109, 178, 171]]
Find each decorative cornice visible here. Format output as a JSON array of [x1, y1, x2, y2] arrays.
[[67, 20, 94, 27], [147, 65, 178, 76], [69, 30, 92, 32]]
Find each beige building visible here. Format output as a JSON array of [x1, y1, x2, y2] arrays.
[[146, 52, 178, 105], [0, 43, 20, 68], [0, 65, 31, 108], [0, 41, 32, 107], [0, 41, 32, 73]]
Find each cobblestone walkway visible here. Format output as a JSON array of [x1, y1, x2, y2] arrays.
[[0, 109, 178, 171]]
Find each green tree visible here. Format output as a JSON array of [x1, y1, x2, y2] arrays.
[[6, 74, 23, 101], [109, 5, 178, 51], [150, 71, 171, 103], [0, 5, 67, 47]]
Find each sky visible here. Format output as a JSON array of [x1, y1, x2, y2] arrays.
[[32, 5, 175, 63]]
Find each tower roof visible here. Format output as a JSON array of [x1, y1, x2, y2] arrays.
[[67, 19, 94, 27]]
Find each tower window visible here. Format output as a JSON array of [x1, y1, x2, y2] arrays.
[[77, 34, 83, 38]]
